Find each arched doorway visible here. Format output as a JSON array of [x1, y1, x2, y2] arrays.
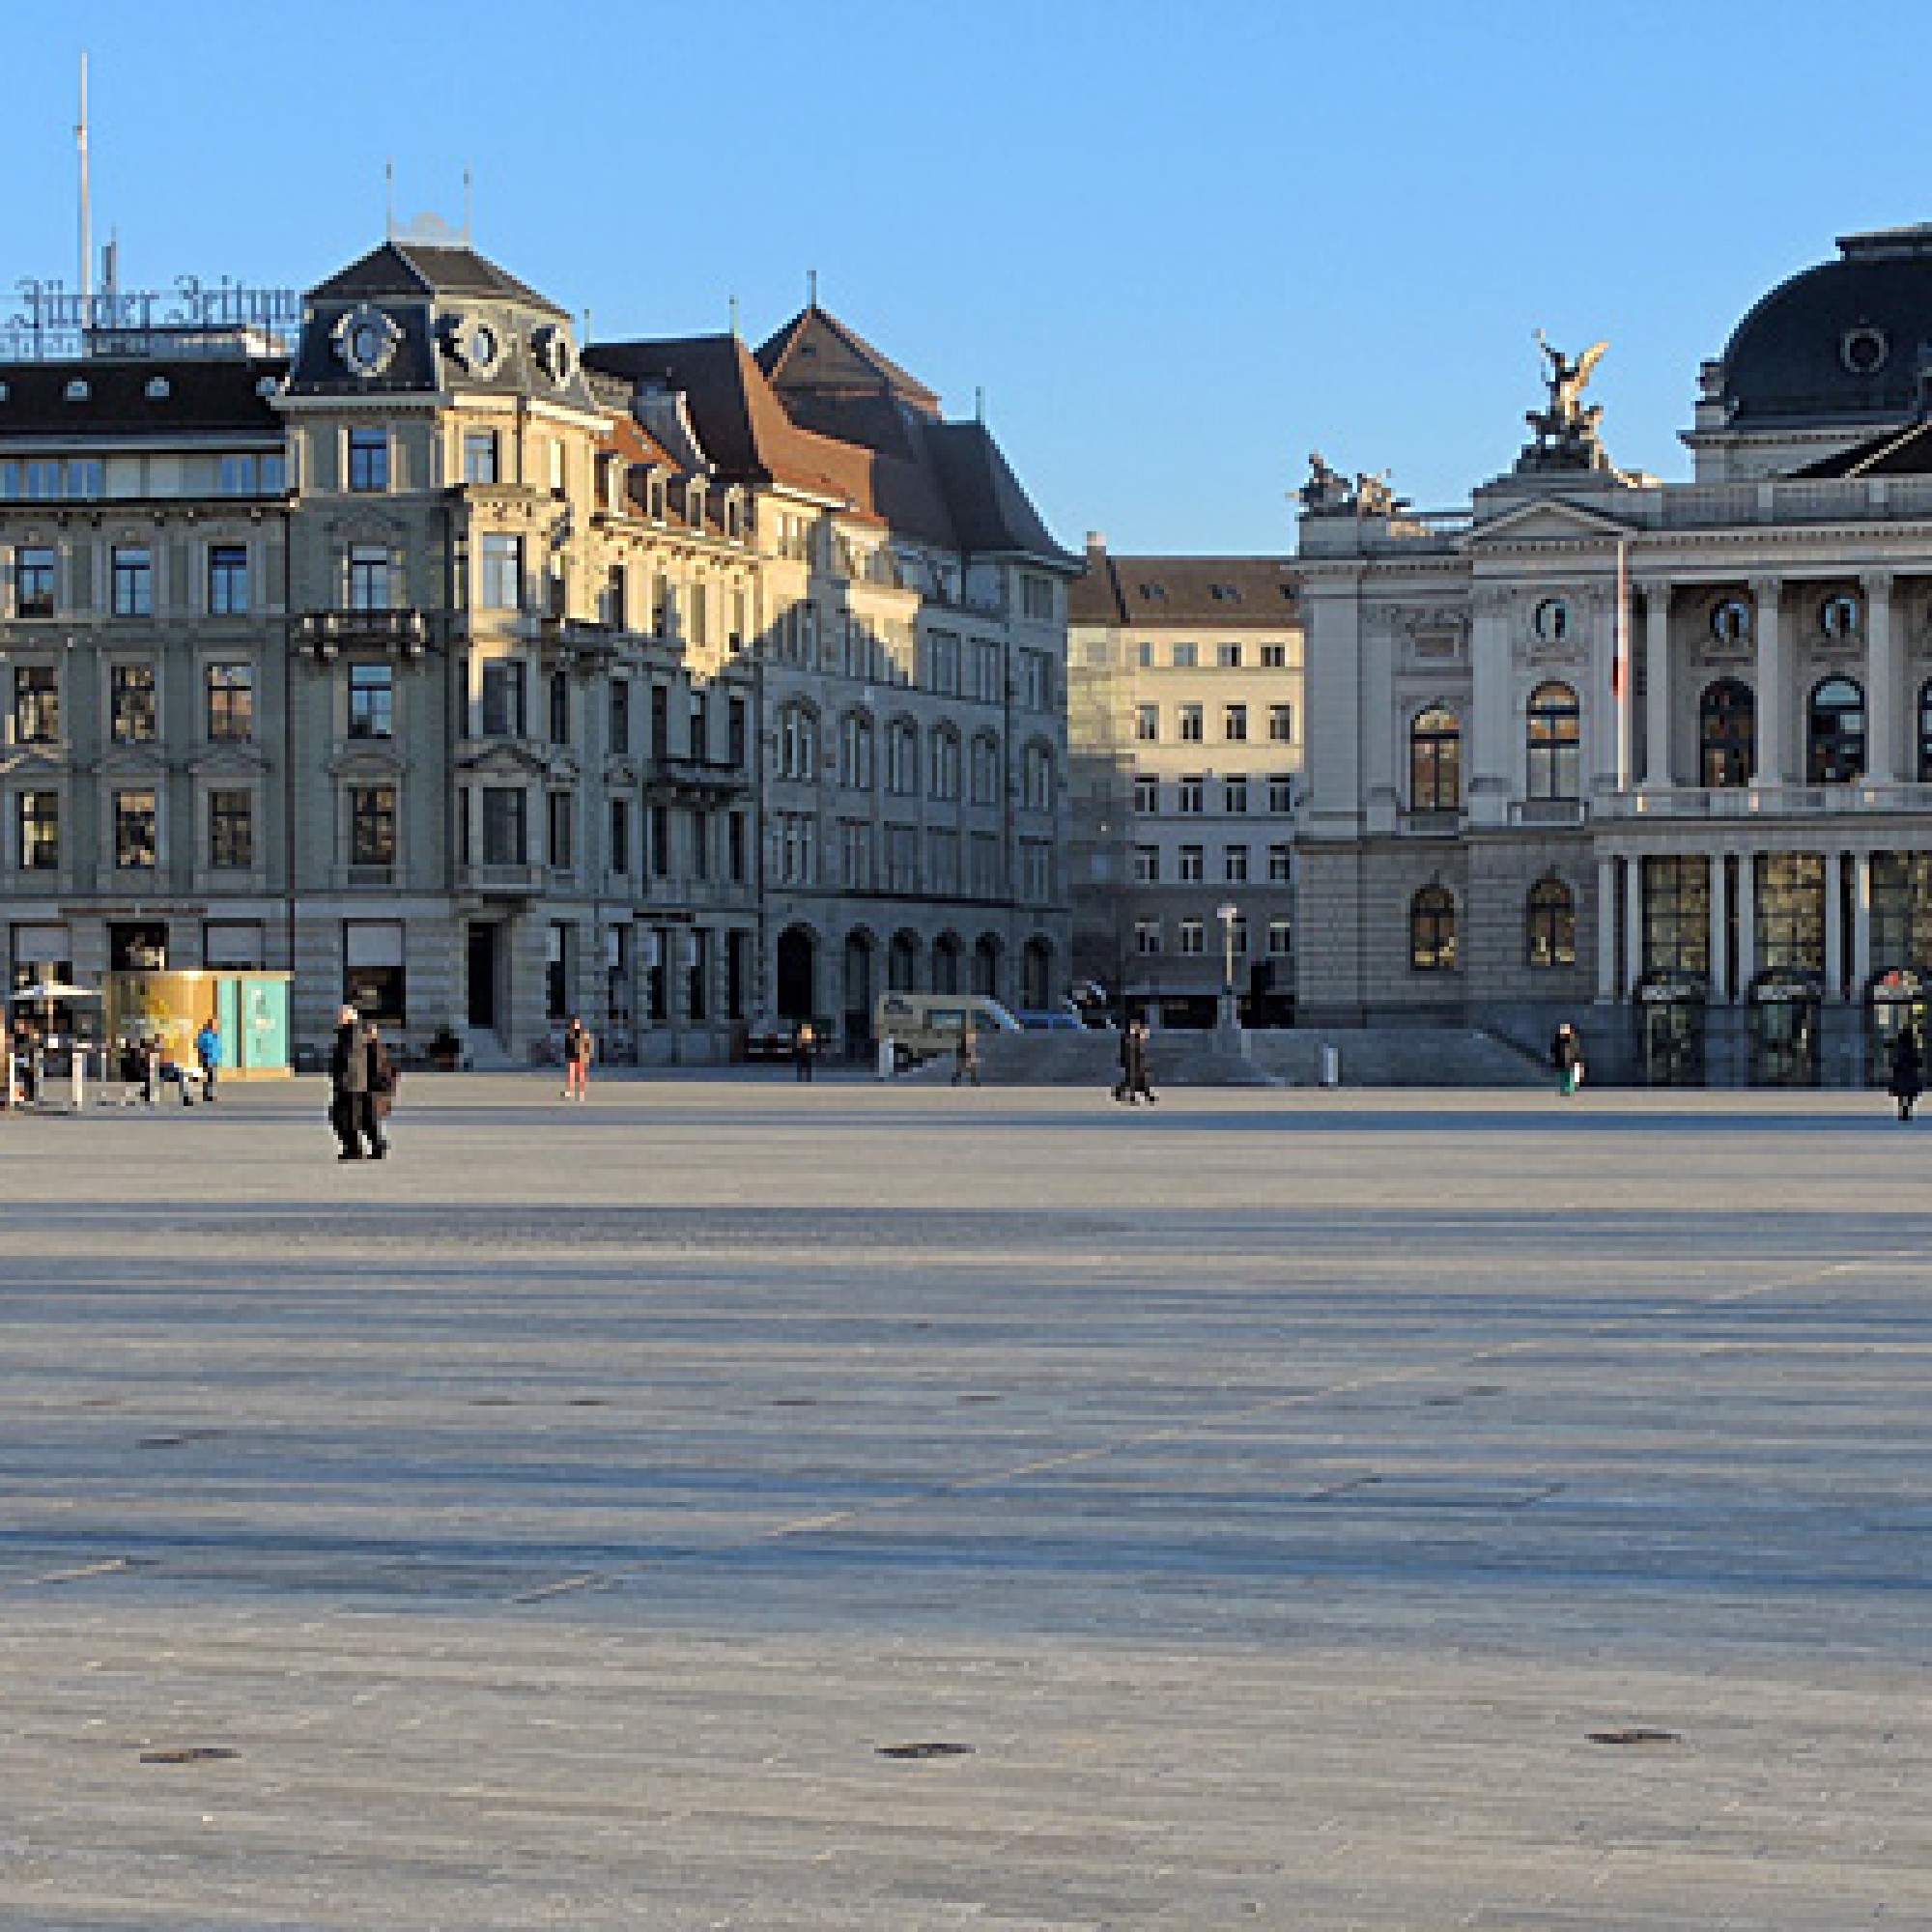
[[843, 930, 876, 1053], [888, 930, 921, 992], [1022, 937, 1053, 1010], [932, 932, 963, 994], [776, 924, 815, 1024], [973, 933, 1001, 1000]]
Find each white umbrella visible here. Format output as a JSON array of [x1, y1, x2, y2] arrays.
[[8, 980, 101, 1005]]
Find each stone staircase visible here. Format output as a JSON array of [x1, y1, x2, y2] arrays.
[[910, 1026, 1547, 1090]]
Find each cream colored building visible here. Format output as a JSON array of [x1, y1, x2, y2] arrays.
[[1067, 538, 1303, 1025], [1296, 225, 1932, 1086]]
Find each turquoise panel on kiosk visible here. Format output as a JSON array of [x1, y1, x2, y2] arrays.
[[216, 979, 241, 1062], [241, 977, 290, 1073]]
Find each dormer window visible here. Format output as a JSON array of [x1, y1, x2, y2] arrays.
[[647, 472, 667, 522], [1138, 582, 1168, 602], [146, 376, 171, 401], [689, 483, 707, 531], [65, 379, 90, 403], [1210, 582, 1241, 603]]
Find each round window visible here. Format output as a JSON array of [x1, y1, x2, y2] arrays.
[[1533, 597, 1570, 643], [1711, 597, 1750, 643], [1841, 326, 1889, 377]]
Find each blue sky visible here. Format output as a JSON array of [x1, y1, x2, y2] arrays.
[[4, 2, 1921, 555]]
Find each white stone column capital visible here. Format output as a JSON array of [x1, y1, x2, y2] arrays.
[[1861, 568, 1896, 599]]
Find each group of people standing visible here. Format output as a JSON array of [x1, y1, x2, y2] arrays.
[[328, 1006, 398, 1159]]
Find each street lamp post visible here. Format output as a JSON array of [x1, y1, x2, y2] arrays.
[[1217, 901, 1240, 1036]]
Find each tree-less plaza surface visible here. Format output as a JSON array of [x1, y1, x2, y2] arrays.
[[1, 1077, 1926, 1928]]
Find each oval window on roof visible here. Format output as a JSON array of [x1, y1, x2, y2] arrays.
[[65, 378, 90, 402], [146, 376, 171, 400]]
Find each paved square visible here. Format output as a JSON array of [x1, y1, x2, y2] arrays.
[[2, 1077, 1928, 1927]]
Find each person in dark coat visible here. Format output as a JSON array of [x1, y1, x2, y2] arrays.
[[1889, 1025, 1922, 1122], [792, 1021, 815, 1082], [328, 1005, 369, 1158], [361, 1021, 397, 1158], [952, 1027, 980, 1088], [1113, 1022, 1134, 1103], [1550, 1022, 1584, 1096], [1116, 1019, 1155, 1104]]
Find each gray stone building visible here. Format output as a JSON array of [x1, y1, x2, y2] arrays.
[[1296, 226, 1932, 1086]]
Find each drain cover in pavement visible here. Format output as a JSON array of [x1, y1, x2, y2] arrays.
[[876, 1742, 974, 1760], [140, 1747, 240, 1765], [1587, 1728, 1680, 1747]]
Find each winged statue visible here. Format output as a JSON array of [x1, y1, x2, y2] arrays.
[[1536, 331, 1609, 425]]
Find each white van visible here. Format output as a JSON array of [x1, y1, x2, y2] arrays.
[[874, 992, 1021, 1065]]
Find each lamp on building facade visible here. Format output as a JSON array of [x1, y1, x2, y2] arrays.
[[1217, 900, 1240, 1035]]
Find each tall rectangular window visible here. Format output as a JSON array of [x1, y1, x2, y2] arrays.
[[208, 544, 249, 615], [481, 661, 526, 737], [1224, 702, 1248, 742], [1133, 844, 1160, 884], [481, 788, 526, 866], [207, 663, 254, 741], [610, 677, 631, 754], [1268, 842, 1292, 883], [17, 792, 58, 870], [1134, 775, 1159, 814], [1225, 844, 1249, 884], [1179, 844, 1205, 883], [1268, 773, 1294, 814], [114, 789, 157, 868], [350, 785, 396, 867], [727, 811, 747, 884], [550, 671, 570, 745], [348, 428, 389, 492], [1179, 704, 1204, 743], [14, 546, 54, 618], [610, 799, 631, 877], [1269, 703, 1293, 743], [1224, 777, 1248, 814], [348, 664, 393, 739], [14, 667, 59, 743], [463, 429, 498, 485], [110, 664, 157, 744], [209, 790, 254, 870], [547, 792, 574, 869], [480, 533, 523, 611], [112, 546, 153, 617], [600, 564, 627, 630], [728, 696, 748, 768], [1178, 776, 1205, 814], [217, 454, 257, 496], [1136, 704, 1159, 742], [348, 546, 392, 611]]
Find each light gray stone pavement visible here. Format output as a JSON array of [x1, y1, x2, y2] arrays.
[[1, 1075, 1928, 1927]]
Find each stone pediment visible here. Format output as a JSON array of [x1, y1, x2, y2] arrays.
[[456, 740, 550, 780], [186, 743, 270, 779], [1466, 497, 1635, 549]]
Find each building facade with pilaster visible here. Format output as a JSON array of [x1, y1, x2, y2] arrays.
[[1296, 225, 1932, 1086]]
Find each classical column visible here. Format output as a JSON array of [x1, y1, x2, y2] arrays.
[[1710, 850, 1730, 1002], [1824, 851, 1845, 1001], [1362, 616, 1398, 834], [1751, 577, 1782, 787], [1595, 853, 1618, 1001], [1863, 571, 1896, 786], [1622, 850, 1643, 999], [1852, 850, 1873, 995], [1736, 850, 1757, 989], [1468, 586, 1512, 828], [1642, 580, 1672, 788]]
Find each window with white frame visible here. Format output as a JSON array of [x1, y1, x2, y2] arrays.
[[1179, 844, 1204, 882], [1134, 920, 1162, 954], [1268, 842, 1292, 883], [1267, 919, 1293, 956], [1179, 703, 1204, 742], [1179, 919, 1205, 955], [1135, 703, 1159, 742], [1178, 776, 1204, 814], [1268, 703, 1293, 743], [208, 545, 249, 616], [1224, 776, 1248, 814], [1225, 844, 1249, 883], [1225, 702, 1248, 741], [779, 703, 817, 781], [1134, 775, 1159, 814], [347, 428, 389, 493], [1133, 844, 1160, 883]]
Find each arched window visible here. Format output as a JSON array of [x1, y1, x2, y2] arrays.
[[1808, 675, 1865, 783], [930, 725, 962, 801], [777, 701, 816, 781], [839, 710, 874, 790], [889, 930, 920, 991], [1525, 681, 1580, 801], [970, 732, 1001, 806], [1699, 678, 1754, 787], [886, 719, 919, 796], [1023, 740, 1054, 811], [1409, 885, 1457, 971], [1526, 876, 1577, 968], [1409, 706, 1462, 812]]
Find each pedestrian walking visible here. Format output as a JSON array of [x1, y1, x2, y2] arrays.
[[793, 1021, 815, 1082], [362, 1019, 397, 1157], [1889, 1024, 1922, 1122], [1550, 1021, 1585, 1096], [195, 1017, 223, 1103], [328, 1004, 369, 1159], [1116, 1019, 1156, 1104], [952, 1026, 980, 1088], [562, 1014, 592, 1101]]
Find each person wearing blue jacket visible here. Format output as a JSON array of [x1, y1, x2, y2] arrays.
[[195, 1019, 224, 1103]]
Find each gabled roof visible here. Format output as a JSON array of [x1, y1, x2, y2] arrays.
[[307, 240, 565, 315], [757, 305, 939, 417]]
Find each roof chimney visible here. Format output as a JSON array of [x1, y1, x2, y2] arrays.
[[1085, 529, 1106, 556]]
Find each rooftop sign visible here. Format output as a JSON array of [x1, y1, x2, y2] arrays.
[[1, 274, 302, 360]]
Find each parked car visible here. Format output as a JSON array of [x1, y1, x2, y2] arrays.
[[874, 992, 1021, 1065], [745, 1014, 802, 1062], [1015, 1009, 1083, 1032]]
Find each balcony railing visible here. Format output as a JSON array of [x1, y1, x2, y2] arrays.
[[295, 609, 432, 658], [646, 755, 751, 799], [458, 862, 546, 896], [1597, 781, 1932, 820]]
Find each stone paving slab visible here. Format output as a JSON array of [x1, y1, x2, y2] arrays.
[[1, 1078, 1928, 1926]]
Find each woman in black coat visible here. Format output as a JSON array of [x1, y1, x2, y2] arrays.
[[1889, 1025, 1922, 1122]]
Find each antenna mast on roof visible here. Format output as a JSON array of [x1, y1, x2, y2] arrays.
[[975, 385, 985, 425], [729, 293, 740, 340], [384, 159, 394, 240], [463, 167, 473, 244], [808, 268, 818, 309], [77, 52, 92, 313]]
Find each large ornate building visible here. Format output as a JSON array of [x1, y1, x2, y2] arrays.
[[1296, 225, 1932, 1085], [0, 229, 1074, 1062]]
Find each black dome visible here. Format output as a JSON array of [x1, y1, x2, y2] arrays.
[[1721, 227, 1932, 429]]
